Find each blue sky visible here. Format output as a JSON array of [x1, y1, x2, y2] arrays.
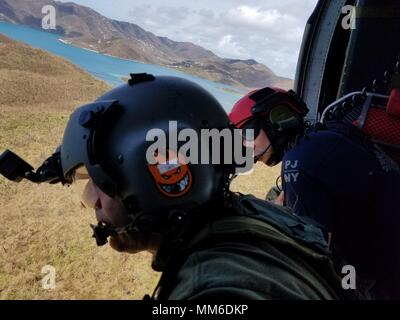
[[58, 0, 318, 79]]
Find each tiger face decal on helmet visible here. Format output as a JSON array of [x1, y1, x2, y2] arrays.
[[148, 151, 193, 198]]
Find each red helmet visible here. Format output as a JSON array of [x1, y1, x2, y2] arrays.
[[229, 87, 287, 128], [229, 87, 309, 165]]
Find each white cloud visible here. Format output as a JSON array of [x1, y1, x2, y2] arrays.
[[225, 6, 294, 30], [223, 6, 304, 45], [217, 35, 247, 58]]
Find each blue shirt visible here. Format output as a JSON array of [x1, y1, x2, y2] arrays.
[[282, 122, 400, 298]]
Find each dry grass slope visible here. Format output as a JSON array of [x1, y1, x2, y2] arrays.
[[0, 34, 281, 299]]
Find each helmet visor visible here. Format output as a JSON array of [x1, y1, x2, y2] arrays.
[[70, 166, 101, 209], [241, 118, 263, 142]]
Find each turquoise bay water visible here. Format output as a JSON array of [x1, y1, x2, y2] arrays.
[[0, 22, 245, 111]]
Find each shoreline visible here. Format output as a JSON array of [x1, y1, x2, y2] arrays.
[[56, 38, 247, 94], [58, 38, 100, 53]]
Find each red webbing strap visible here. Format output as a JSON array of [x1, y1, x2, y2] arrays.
[[387, 88, 400, 117]]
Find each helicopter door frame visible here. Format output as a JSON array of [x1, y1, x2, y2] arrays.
[[294, 0, 356, 122]]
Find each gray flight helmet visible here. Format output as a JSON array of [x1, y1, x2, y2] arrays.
[[60, 74, 232, 219]]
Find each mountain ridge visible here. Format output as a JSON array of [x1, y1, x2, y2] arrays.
[[0, 0, 293, 90]]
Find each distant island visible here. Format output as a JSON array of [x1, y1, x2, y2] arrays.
[[0, 0, 294, 91]]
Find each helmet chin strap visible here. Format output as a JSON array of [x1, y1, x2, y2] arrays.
[[90, 209, 177, 247], [254, 144, 272, 164], [90, 213, 143, 247], [90, 222, 115, 246]]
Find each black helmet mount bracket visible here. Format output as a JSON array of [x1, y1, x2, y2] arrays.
[[128, 73, 156, 86], [0, 149, 66, 185]]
